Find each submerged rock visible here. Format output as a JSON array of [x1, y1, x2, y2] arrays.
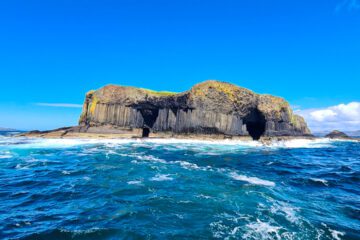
[[77, 80, 311, 140], [325, 130, 350, 139]]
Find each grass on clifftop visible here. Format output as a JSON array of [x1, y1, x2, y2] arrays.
[[140, 88, 177, 96], [191, 80, 254, 101]]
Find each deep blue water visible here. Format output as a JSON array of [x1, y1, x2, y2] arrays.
[[0, 135, 359, 240]]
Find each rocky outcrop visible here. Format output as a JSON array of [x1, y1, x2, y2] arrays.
[[78, 80, 311, 140], [325, 130, 350, 139]]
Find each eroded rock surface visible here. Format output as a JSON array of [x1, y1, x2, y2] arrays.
[[78, 80, 311, 140]]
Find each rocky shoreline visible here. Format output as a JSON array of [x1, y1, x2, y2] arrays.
[[17, 126, 359, 145], [17, 126, 317, 142]]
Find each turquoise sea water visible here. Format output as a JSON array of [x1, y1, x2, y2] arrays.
[[0, 135, 359, 239]]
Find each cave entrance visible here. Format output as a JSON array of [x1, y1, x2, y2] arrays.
[[142, 128, 150, 138], [139, 108, 158, 138], [140, 109, 159, 128], [244, 108, 266, 140]]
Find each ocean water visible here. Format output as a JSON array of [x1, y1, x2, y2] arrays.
[[0, 135, 359, 240]]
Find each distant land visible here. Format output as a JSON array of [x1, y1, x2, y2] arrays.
[[313, 130, 360, 137], [0, 127, 19, 132]]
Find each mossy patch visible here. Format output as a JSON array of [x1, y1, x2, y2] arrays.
[[140, 88, 177, 96], [89, 95, 98, 115], [191, 80, 253, 101], [258, 95, 289, 119]]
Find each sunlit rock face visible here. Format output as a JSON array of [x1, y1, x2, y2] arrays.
[[79, 80, 311, 140]]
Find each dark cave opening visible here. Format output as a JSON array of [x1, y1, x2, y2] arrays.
[[244, 108, 266, 140], [142, 128, 150, 137], [139, 108, 159, 138], [140, 109, 159, 128]]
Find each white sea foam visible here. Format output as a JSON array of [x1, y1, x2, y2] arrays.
[[197, 194, 213, 199], [268, 138, 333, 149], [15, 164, 30, 170], [60, 227, 105, 235], [327, 138, 360, 143], [196, 151, 222, 156], [129, 152, 215, 172], [2, 136, 351, 150], [244, 219, 282, 240], [175, 160, 201, 170], [330, 229, 345, 240], [3, 137, 141, 149], [135, 155, 167, 163], [142, 138, 263, 147], [150, 174, 173, 181], [0, 155, 12, 159], [321, 223, 345, 240], [229, 172, 275, 187], [270, 201, 299, 223], [138, 137, 354, 150], [127, 180, 143, 185], [175, 160, 213, 172], [310, 178, 328, 186]]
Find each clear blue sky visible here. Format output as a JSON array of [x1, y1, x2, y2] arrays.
[[1, 0, 359, 131]]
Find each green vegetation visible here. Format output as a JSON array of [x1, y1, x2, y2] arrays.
[[258, 95, 286, 116], [140, 88, 177, 96], [191, 80, 252, 101]]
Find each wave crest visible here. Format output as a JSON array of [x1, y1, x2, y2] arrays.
[[150, 174, 173, 181], [229, 172, 275, 187]]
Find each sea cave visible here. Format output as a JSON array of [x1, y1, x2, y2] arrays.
[[244, 108, 266, 140]]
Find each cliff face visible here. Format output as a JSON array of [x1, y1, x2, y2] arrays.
[[79, 80, 311, 140]]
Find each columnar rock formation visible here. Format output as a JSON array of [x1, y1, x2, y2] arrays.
[[78, 80, 311, 140]]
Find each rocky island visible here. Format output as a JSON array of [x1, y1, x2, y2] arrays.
[[325, 130, 352, 139], [22, 80, 312, 140]]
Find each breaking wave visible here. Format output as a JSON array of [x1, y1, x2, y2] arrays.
[[267, 138, 333, 148], [1, 136, 352, 150], [243, 219, 284, 240]]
